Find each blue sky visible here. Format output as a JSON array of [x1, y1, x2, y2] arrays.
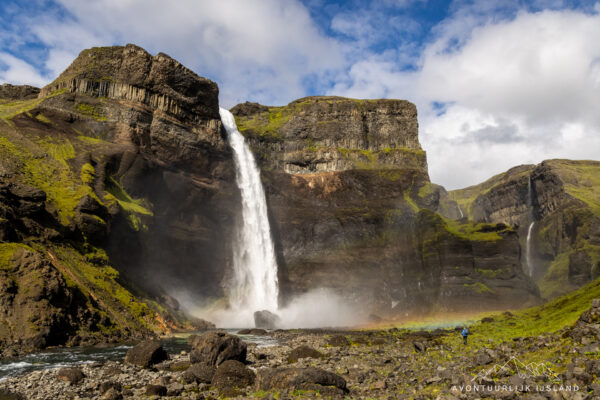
[[1, 0, 600, 189]]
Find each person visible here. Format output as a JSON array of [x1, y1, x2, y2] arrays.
[[461, 326, 469, 345]]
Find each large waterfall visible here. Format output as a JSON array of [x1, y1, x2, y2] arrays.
[[218, 108, 279, 327]]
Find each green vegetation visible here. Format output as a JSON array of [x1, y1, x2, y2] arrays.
[[35, 113, 52, 124], [0, 243, 33, 269], [80, 163, 95, 184], [469, 277, 600, 342], [463, 282, 495, 294], [550, 160, 600, 217], [52, 245, 159, 333], [74, 102, 107, 121], [443, 218, 508, 242], [105, 177, 153, 231]]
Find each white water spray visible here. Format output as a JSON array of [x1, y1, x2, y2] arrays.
[[458, 205, 464, 219], [218, 108, 279, 327]]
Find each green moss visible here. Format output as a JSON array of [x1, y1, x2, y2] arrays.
[[475, 268, 503, 278], [469, 277, 600, 343], [35, 113, 52, 124], [74, 102, 107, 121], [443, 218, 506, 242], [80, 163, 95, 184], [463, 282, 495, 294], [418, 182, 434, 199], [105, 178, 152, 231], [0, 243, 34, 269], [0, 133, 92, 225], [403, 191, 419, 212]]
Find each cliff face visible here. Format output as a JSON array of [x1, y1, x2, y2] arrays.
[[451, 160, 600, 299], [231, 98, 426, 175], [0, 44, 238, 352], [232, 97, 538, 315]]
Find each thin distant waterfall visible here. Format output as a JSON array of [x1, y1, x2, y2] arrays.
[[219, 108, 279, 325], [525, 176, 535, 277]]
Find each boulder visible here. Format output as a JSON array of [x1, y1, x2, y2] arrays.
[[188, 332, 247, 366], [182, 363, 215, 384], [57, 367, 85, 385], [211, 360, 256, 395], [100, 388, 123, 400], [256, 367, 347, 395], [287, 345, 324, 363], [189, 317, 216, 330], [413, 341, 427, 352], [327, 335, 350, 347], [254, 310, 281, 329], [145, 385, 167, 396], [125, 341, 168, 367]]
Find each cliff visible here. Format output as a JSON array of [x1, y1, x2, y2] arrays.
[[231, 97, 426, 175], [451, 159, 600, 299], [232, 98, 538, 315], [0, 44, 542, 350]]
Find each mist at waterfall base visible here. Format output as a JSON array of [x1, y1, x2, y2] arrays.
[[202, 288, 365, 329], [181, 109, 367, 329]]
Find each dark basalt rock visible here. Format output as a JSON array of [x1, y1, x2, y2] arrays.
[[327, 335, 350, 347], [211, 360, 255, 395], [145, 385, 166, 396], [57, 367, 85, 385], [256, 367, 347, 395], [125, 341, 168, 367], [182, 363, 215, 384], [188, 332, 247, 366], [254, 310, 280, 329]]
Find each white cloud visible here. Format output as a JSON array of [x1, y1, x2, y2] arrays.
[[329, 8, 600, 189], [29, 0, 344, 107], [0, 52, 49, 87]]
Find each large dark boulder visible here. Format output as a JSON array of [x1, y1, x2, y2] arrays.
[[125, 341, 168, 367], [211, 360, 255, 396], [188, 332, 246, 366], [182, 363, 215, 384], [256, 367, 347, 395], [254, 310, 280, 329], [326, 335, 350, 347]]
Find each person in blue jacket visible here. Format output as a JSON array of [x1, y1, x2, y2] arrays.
[[461, 327, 469, 345]]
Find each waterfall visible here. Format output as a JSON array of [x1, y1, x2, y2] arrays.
[[458, 205, 464, 219], [525, 176, 535, 277], [219, 108, 279, 326], [526, 222, 535, 277]]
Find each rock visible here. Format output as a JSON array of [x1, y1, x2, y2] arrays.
[[100, 388, 123, 400], [413, 342, 427, 352], [183, 363, 215, 384], [0, 84, 40, 100], [166, 382, 184, 396], [145, 384, 167, 396], [124, 341, 168, 367], [287, 345, 324, 363], [0, 389, 24, 400], [189, 317, 216, 330], [211, 360, 255, 395], [188, 332, 247, 366], [327, 335, 350, 347], [57, 367, 85, 385], [256, 367, 347, 394], [99, 381, 122, 394], [254, 310, 281, 329]]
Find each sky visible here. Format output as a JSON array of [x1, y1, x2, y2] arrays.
[[1, 0, 599, 189]]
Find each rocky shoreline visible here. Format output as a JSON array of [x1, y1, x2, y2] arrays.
[[2, 300, 600, 400]]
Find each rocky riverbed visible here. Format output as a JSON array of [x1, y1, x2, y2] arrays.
[[3, 302, 600, 400]]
